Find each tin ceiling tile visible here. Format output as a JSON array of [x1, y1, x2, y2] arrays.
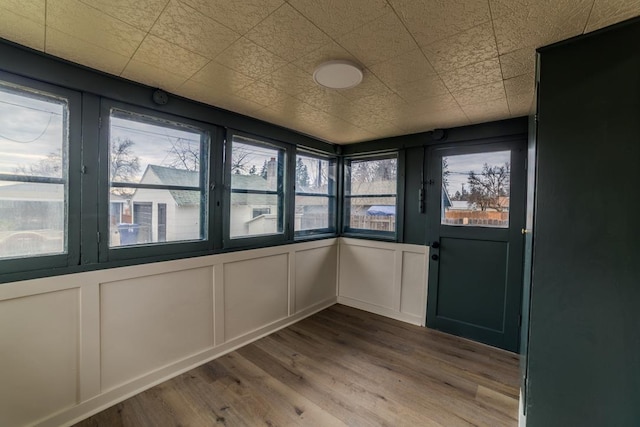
[[287, 0, 390, 38], [128, 35, 210, 78], [389, 0, 491, 46], [78, 0, 168, 31], [369, 49, 437, 91], [500, 47, 536, 79], [181, 0, 284, 34], [214, 37, 288, 80], [150, 0, 240, 59], [0, 7, 44, 51], [46, 28, 129, 76], [440, 58, 503, 93], [422, 21, 499, 73], [337, 12, 418, 66], [245, 3, 330, 62], [585, 0, 640, 32], [47, 0, 146, 57]]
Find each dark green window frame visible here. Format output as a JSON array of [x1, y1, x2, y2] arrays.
[[294, 149, 338, 239], [0, 41, 341, 284], [343, 152, 400, 241], [0, 72, 82, 276], [97, 100, 217, 262], [223, 130, 294, 249]]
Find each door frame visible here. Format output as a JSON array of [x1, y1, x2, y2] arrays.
[[425, 137, 527, 352]]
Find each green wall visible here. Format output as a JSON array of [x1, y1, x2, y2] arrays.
[[527, 19, 640, 425]]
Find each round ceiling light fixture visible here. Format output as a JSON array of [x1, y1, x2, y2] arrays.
[[313, 60, 363, 89]]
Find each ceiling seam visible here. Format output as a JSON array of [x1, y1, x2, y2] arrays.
[[119, 0, 172, 77], [386, 0, 474, 127], [487, 0, 511, 117], [582, 0, 597, 34], [44, 0, 47, 50]]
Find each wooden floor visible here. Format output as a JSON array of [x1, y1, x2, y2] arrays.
[[76, 305, 520, 426]]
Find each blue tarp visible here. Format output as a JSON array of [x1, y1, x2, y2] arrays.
[[367, 205, 396, 216]]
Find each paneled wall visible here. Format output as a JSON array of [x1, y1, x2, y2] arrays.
[[0, 239, 338, 427], [0, 238, 429, 426], [338, 238, 429, 326]]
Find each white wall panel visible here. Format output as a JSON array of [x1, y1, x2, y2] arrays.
[[401, 251, 427, 318], [100, 267, 214, 391], [295, 245, 338, 313], [338, 239, 428, 325], [0, 289, 79, 427], [223, 253, 289, 340], [339, 243, 396, 309]]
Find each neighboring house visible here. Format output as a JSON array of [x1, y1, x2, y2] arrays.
[[119, 165, 283, 244], [230, 173, 278, 237], [125, 165, 202, 245]]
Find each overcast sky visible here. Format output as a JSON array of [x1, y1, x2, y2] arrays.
[[444, 150, 511, 196], [0, 87, 65, 178]]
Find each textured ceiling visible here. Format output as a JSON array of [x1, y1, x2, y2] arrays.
[[1, 0, 639, 144]]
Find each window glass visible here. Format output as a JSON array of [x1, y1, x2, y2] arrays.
[[0, 82, 68, 259], [294, 154, 335, 233], [108, 110, 207, 247], [346, 157, 397, 234], [229, 136, 285, 239], [442, 151, 510, 228]]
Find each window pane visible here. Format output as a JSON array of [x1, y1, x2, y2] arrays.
[[296, 155, 332, 194], [295, 195, 330, 231], [110, 188, 202, 246], [349, 196, 396, 232], [0, 181, 65, 258], [229, 135, 285, 239], [230, 192, 280, 238], [231, 138, 282, 192], [108, 110, 207, 247], [442, 151, 511, 228], [348, 158, 397, 196], [0, 84, 67, 177], [0, 82, 68, 259]]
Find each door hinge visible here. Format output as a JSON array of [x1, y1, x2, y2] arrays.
[[98, 117, 102, 129], [81, 165, 87, 174], [97, 232, 101, 243]]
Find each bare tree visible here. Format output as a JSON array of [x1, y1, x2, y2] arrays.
[[14, 150, 63, 177], [231, 146, 253, 175], [467, 162, 510, 211], [164, 137, 199, 171], [110, 137, 141, 183]]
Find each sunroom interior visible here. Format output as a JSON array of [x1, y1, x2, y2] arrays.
[[0, 1, 639, 426]]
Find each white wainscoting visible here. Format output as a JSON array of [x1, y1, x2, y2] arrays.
[[0, 237, 429, 427], [0, 239, 338, 427], [337, 238, 429, 326]]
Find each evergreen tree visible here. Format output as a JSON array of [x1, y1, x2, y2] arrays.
[[260, 160, 268, 179], [296, 158, 310, 188]]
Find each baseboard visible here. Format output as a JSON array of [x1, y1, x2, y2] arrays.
[[337, 296, 423, 326], [38, 297, 337, 427]]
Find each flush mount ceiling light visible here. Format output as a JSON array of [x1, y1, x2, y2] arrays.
[[313, 60, 363, 89]]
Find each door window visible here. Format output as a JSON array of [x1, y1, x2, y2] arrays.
[[441, 151, 511, 228]]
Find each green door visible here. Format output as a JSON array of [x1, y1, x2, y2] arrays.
[[426, 140, 526, 352]]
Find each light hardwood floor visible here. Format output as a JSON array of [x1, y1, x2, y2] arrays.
[[76, 304, 520, 426]]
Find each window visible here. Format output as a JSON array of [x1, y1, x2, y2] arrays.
[[442, 151, 511, 228], [294, 152, 336, 236], [106, 108, 209, 248], [344, 155, 398, 236], [227, 134, 286, 240], [0, 81, 69, 260]]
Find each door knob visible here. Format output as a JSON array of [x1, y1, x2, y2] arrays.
[[431, 254, 439, 261], [431, 241, 440, 249]]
